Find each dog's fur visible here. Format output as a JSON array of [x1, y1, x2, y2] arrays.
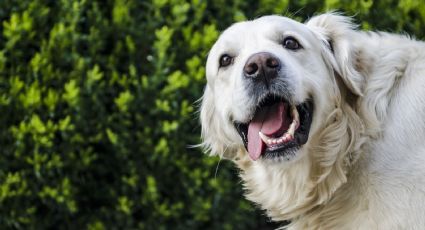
[[200, 13, 425, 229]]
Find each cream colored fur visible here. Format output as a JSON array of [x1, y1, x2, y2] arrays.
[[200, 13, 425, 229]]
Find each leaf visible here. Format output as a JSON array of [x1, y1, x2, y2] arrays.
[[20, 82, 41, 108], [114, 90, 134, 112], [106, 128, 118, 145], [58, 116, 72, 131], [63, 80, 80, 106], [30, 114, 46, 134], [87, 65, 104, 83], [44, 89, 59, 111]]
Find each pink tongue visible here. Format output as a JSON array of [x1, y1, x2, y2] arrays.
[[247, 102, 289, 160]]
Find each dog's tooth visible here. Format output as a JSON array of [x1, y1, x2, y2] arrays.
[[278, 136, 285, 142], [259, 132, 272, 145], [291, 104, 300, 123], [287, 120, 297, 136], [286, 133, 293, 140], [259, 132, 268, 141]]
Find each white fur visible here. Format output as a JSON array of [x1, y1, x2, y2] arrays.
[[200, 13, 425, 229]]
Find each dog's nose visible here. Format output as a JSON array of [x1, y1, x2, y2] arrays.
[[243, 52, 281, 83]]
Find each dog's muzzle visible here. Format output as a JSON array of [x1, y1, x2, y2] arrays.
[[232, 52, 314, 161]]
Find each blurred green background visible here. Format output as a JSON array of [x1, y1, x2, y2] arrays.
[[1, 0, 425, 229]]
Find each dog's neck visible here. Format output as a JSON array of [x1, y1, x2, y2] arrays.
[[234, 147, 370, 229]]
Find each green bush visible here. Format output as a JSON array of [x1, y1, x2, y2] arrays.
[[1, 0, 425, 229]]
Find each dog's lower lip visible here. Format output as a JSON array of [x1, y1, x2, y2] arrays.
[[263, 140, 299, 158], [265, 140, 297, 152]]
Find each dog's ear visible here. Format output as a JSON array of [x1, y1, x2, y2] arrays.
[[306, 13, 364, 96], [199, 85, 237, 158], [200, 86, 218, 154]]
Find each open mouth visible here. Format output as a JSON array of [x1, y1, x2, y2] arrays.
[[235, 95, 314, 161]]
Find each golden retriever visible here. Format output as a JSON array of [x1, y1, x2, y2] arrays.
[[200, 13, 425, 229]]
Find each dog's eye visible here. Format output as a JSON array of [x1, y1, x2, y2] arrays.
[[219, 54, 233, 67], [283, 37, 301, 50]]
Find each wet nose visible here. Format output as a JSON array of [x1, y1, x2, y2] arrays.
[[243, 52, 281, 83]]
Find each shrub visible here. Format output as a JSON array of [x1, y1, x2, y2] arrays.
[[1, 0, 424, 229]]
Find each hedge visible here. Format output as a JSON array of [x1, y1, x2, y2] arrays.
[[1, 0, 424, 229]]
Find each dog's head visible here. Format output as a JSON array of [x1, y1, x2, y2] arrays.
[[200, 13, 367, 221]]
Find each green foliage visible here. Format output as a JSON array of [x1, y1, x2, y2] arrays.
[[1, 0, 425, 229]]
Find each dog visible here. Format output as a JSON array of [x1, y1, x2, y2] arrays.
[[199, 13, 425, 229]]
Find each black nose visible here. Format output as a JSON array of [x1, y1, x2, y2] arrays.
[[243, 52, 281, 84]]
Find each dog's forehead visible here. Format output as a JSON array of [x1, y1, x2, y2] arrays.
[[218, 16, 311, 44]]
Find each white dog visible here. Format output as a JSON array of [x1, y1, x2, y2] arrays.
[[200, 13, 425, 229]]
